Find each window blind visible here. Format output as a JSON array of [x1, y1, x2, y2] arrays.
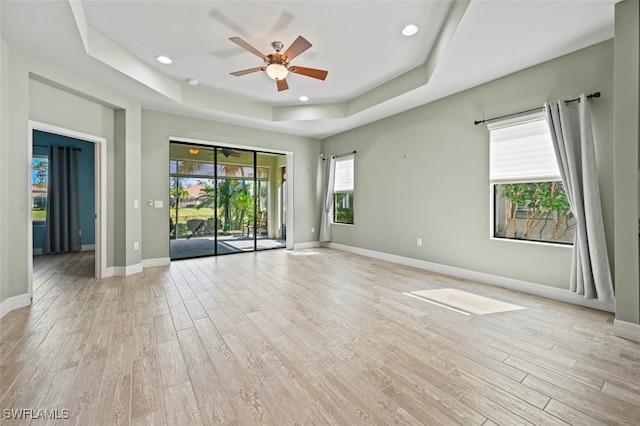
[[334, 155, 354, 192], [488, 111, 560, 183]]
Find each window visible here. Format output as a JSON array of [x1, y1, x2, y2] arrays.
[[32, 155, 48, 224], [489, 112, 575, 244], [333, 155, 354, 224]]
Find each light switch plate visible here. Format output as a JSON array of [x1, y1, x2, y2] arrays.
[[154, 200, 163, 208]]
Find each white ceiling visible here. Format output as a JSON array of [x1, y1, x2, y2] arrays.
[[1, 0, 616, 139]]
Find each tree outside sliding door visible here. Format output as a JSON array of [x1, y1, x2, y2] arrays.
[[216, 148, 256, 253]]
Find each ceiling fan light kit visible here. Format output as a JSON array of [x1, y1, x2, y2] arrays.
[[266, 63, 288, 80], [229, 35, 328, 92]]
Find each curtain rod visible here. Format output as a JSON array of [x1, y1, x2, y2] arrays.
[[322, 150, 356, 161], [333, 150, 356, 159], [33, 144, 82, 151], [473, 91, 601, 126]]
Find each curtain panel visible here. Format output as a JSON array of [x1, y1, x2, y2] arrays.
[[319, 158, 336, 242], [545, 95, 614, 303], [43, 145, 82, 254]]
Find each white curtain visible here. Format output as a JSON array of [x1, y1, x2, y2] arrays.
[[545, 94, 614, 302], [319, 158, 335, 242]]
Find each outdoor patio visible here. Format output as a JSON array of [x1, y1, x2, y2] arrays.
[[169, 234, 285, 260]]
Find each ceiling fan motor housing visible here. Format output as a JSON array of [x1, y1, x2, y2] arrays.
[[265, 53, 287, 66]]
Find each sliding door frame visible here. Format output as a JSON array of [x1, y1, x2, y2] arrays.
[[169, 137, 294, 251]]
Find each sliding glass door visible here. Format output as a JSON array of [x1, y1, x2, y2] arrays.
[[169, 142, 286, 260], [216, 148, 255, 253], [255, 152, 287, 251]]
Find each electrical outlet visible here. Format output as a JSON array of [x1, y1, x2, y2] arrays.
[[134, 241, 139, 250], [311, 227, 315, 233], [417, 238, 422, 247]]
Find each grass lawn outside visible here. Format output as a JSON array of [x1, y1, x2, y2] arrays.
[[32, 210, 46, 220], [169, 207, 215, 224]]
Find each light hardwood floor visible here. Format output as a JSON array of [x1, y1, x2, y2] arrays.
[[1, 249, 640, 425]]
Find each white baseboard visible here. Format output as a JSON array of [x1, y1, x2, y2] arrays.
[[123, 263, 143, 276], [0, 293, 31, 319], [613, 319, 640, 342], [142, 257, 171, 268], [104, 259, 167, 277], [324, 242, 616, 313], [293, 241, 321, 250], [107, 263, 144, 277]]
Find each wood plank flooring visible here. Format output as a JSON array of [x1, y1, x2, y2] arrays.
[[1, 248, 639, 425]]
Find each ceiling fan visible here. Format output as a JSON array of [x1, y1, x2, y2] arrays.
[[185, 147, 242, 158], [217, 147, 242, 158], [229, 35, 328, 92]]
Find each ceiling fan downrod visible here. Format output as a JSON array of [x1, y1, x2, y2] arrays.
[[271, 41, 284, 53]]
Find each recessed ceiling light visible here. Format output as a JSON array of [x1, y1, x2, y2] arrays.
[[402, 24, 419, 37], [187, 78, 198, 86], [299, 96, 309, 102], [156, 55, 172, 64]]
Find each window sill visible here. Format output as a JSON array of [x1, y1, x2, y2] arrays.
[[332, 222, 354, 227], [490, 236, 573, 249]]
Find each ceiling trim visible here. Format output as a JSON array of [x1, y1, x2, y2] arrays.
[[344, 0, 469, 117], [69, 0, 182, 103], [69, 0, 469, 125]]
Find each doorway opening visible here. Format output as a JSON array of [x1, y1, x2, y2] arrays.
[[169, 142, 288, 260], [28, 121, 106, 300]]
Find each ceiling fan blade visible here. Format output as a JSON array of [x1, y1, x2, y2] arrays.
[[282, 36, 312, 62], [289, 66, 328, 81], [229, 37, 267, 59], [276, 78, 289, 91], [230, 67, 265, 76]]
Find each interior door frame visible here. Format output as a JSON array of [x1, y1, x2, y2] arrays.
[[170, 136, 294, 250], [27, 121, 107, 299]]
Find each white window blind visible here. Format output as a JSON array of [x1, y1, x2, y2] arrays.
[[333, 155, 354, 192], [488, 111, 560, 183]]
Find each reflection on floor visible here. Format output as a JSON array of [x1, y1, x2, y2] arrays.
[[170, 235, 285, 260]]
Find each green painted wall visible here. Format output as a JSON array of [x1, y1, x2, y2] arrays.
[[0, 36, 11, 304], [613, 0, 640, 325], [321, 40, 615, 290], [3, 44, 31, 303]]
